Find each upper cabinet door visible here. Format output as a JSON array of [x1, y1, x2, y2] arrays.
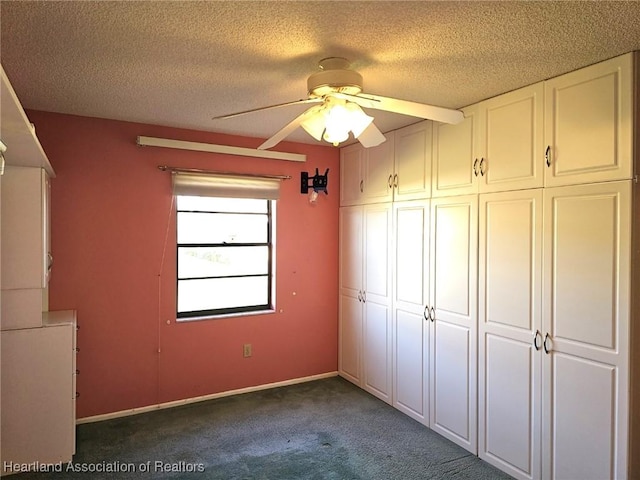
[[340, 143, 364, 206], [362, 132, 394, 204], [478, 83, 545, 193], [543, 53, 634, 187], [432, 105, 480, 197], [394, 122, 432, 201]]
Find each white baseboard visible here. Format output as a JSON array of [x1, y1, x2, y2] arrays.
[[77, 371, 338, 425]]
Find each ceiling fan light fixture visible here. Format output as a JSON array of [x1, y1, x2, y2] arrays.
[[346, 102, 374, 138], [300, 110, 326, 141]]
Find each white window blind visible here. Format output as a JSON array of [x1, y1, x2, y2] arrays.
[[172, 171, 282, 200]]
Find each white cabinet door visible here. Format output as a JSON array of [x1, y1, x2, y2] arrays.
[[393, 122, 432, 201], [429, 194, 478, 453], [432, 105, 480, 197], [392, 200, 430, 424], [478, 189, 543, 480], [1, 166, 49, 290], [1, 324, 74, 466], [340, 138, 394, 206], [362, 204, 393, 403], [340, 143, 364, 206], [338, 207, 364, 385], [542, 181, 631, 480], [478, 83, 544, 193], [544, 53, 633, 187], [362, 133, 394, 204]]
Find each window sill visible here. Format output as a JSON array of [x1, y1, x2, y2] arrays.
[[176, 309, 277, 323]]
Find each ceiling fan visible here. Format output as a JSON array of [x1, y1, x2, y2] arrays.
[[212, 57, 464, 150]]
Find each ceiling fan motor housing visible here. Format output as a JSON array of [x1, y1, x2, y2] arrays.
[[308, 57, 363, 97]]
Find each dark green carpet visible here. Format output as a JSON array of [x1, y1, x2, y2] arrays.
[[11, 377, 512, 479]]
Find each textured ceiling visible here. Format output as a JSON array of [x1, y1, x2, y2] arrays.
[[1, 1, 640, 147]]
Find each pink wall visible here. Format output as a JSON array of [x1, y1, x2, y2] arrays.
[[28, 111, 340, 418]]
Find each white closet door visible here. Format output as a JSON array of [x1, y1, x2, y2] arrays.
[[392, 200, 430, 423], [429, 195, 478, 453], [478, 189, 543, 480], [543, 53, 633, 187], [362, 204, 393, 403], [338, 207, 364, 385], [542, 181, 631, 480]]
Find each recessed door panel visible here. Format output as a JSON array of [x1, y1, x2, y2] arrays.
[[433, 202, 471, 319], [551, 354, 615, 480], [395, 206, 427, 305], [364, 301, 391, 402], [394, 309, 427, 419], [551, 194, 617, 349], [338, 294, 362, 385], [364, 206, 391, 299], [483, 196, 538, 330], [484, 335, 535, 476], [432, 321, 470, 442]]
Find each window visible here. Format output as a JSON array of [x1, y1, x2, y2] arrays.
[[176, 195, 274, 319]]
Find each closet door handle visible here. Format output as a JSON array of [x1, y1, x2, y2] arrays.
[[480, 158, 486, 176], [423, 305, 430, 321], [393, 173, 398, 188], [545, 146, 551, 167], [473, 158, 479, 176], [430, 306, 435, 322], [357, 291, 362, 302], [543, 333, 551, 354], [362, 291, 366, 303], [359, 180, 364, 193], [533, 330, 542, 351], [388, 175, 393, 188]]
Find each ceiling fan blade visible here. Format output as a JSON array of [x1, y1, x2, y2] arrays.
[[213, 98, 321, 120], [356, 122, 386, 148], [337, 92, 464, 125], [258, 106, 323, 150]]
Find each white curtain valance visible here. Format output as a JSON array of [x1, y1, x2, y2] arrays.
[[171, 170, 283, 200]]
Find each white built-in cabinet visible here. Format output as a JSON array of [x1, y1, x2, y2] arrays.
[[340, 51, 639, 479], [432, 82, 544, 197], [0, 65, 77, 473], [338, 203, 393, 404], [340, 121, 432, 206]]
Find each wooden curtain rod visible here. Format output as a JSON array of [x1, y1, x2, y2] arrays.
[[157, 165, 292, 181]]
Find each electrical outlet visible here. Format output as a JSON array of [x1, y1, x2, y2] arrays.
[[243, 343, 252, 358]]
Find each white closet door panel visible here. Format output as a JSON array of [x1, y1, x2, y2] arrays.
[[394, 122, 432, 201], [364, 204, 392, 301], [340, 144, 364, 206], [392, 200, 430, 423], [550, 354, 616, 480], [481, 191, 543, 331], [338, 207, 363, 296], [431, 197, 477, 326], [478, 190, 542, 480], [430, 194, 477, 453], [363, 301, 392, 403], [363, 135, 394, 204], [394, 308, 428, 422], [551, 193, 617, 349], [432, 105, 479, 197], [394, 202, 429, 306], [338, 294, 363, 386], [542, 181, 630, 480], [544, 53, 633, 186], [431, 321, 471, 444], [482, 334, 538, 480], [480, 83, 544, 192]]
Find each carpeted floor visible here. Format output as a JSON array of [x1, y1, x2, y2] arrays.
[[10, 376, 513, 479]]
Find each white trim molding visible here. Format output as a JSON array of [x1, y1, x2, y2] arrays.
[[77, 371, 338, 424]]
